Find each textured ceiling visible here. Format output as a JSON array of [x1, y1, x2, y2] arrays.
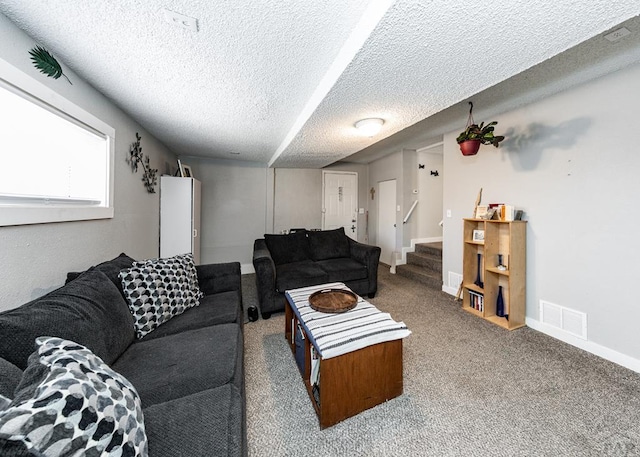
[[0, 1, 639, 168]]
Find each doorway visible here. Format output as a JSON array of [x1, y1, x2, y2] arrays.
[[377, 179, 396, 265], [322, 171, 358, 240]]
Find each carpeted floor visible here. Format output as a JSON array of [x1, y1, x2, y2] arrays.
[[241, 269, 640, 456]]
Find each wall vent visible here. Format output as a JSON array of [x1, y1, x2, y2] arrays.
[[539, 300, 587, 340], [448, 272, 462, 291]]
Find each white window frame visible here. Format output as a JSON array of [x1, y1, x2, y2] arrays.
[[0, 57, 115, 227]]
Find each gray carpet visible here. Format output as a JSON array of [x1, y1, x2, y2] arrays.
[[241, 270, 640, 456]]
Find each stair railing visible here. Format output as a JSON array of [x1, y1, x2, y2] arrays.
[[403, 200, 418, 224]]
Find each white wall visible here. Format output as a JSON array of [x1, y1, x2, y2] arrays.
[[442, 62, 640, 367], [0, 14, 177, 311]]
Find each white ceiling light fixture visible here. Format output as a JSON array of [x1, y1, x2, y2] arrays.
[[354, 118, 384, 137]]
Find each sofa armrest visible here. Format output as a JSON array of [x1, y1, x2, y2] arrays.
[[196, 262, 241, 295], [348, 238, 381, 295], [253, 239, 278, 312], [348, 238, 381, 267]]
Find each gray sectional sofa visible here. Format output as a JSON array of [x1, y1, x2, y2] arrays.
[[253, 227, 381, 319], [0, 253, 246, 456]]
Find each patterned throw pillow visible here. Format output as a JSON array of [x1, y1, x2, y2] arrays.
[[0, 394, 9, 411], [120, 253, 203, 339], [0, 337, 147, 456]]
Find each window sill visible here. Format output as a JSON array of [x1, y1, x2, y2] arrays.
[[0, 206, 114, 227]]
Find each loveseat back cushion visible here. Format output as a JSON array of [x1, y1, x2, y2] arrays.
[[0, 357, 22, 399], [307, 227, 350, 261], [275, 261, 329, 292], [0, 269, 135, 370], [264, 231, 309, 265], [0, 337, 147, 456]]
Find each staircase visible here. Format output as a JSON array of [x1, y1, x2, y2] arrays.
[[395, 242, 442, 290]]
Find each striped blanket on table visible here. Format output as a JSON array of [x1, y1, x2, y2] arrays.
[[285, 282, 411, 360]]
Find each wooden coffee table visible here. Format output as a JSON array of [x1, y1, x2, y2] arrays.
[[285, 283, 410, 429]]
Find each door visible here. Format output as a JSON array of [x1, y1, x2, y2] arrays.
[[377, 179, 396, 265], [322, 171, 358, 240]]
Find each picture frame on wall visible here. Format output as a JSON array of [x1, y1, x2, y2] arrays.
[[182, 165, 193, 178]]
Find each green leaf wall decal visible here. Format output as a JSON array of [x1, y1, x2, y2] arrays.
[[28, 46, 72, 85]]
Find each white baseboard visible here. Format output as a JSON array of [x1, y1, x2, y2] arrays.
[[241, 263, 255, 275], [398, 236, 443, 265], [440, 286, 640, 374], [442, 285, 458, 296], [526, 317, 640, 374]]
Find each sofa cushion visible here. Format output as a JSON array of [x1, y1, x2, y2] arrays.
[[264, 231, 309, 265], [119, 254, 203, 339], [0, 358, 23, 400], [66, 252, 136, 297], [316, 258, 368, 283], [275, 261, 329, 292], [307, 227, 350, 260], [144, 385, 244, 457], [0, 337, 147, 457], [0, 269, 135, 370], [112, 324, 243, 408], [139, 290, 243, 342]]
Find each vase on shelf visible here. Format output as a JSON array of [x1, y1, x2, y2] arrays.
[[474, 253, 483, 288], [496, 285, 506, 318]]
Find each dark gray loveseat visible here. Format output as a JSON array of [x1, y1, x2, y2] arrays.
[[0, 253, 245, 456], [253, 227, 381, 319]]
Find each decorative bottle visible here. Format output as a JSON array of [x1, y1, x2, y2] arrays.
[[496, 285, 505, 318], [474, 253, 483, 288]]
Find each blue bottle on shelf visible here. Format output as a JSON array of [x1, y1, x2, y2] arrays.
[[496, 285, 506, 318]]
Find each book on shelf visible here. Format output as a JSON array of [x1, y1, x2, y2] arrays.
[[468, 290, 484, 312]]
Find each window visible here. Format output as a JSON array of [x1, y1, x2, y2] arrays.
[[0, 57, 114, 226]]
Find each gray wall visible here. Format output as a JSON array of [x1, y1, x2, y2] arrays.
[[416, 146, 444, 239], [184, 157, 269, 270], [0, 14, 177, 311], [442, 62, 640, 363], [368, 151, 403, 250], [273, 169, 322, 234], [180, 162, 370, 272]]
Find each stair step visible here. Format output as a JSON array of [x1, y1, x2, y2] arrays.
[[406, 251, 442, 273], [395, 263, 442, 290], [415, 242, 442, 257]]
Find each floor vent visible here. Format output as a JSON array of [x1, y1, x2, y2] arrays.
[[539, 300, 587, 340]]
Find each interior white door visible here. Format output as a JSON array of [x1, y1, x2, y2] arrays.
[[377, 179, 396, 265], [322, 171, 358, 240]]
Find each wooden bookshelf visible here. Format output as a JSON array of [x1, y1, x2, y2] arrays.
[[462, 218, 526, 330]]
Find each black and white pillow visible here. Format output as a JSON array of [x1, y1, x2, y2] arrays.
[[0, 394, 8, 411], [0, 337, 147, 456], [120, 253, 203, 338]]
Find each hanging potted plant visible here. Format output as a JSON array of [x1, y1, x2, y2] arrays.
[[456, 102, 505, 156]]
